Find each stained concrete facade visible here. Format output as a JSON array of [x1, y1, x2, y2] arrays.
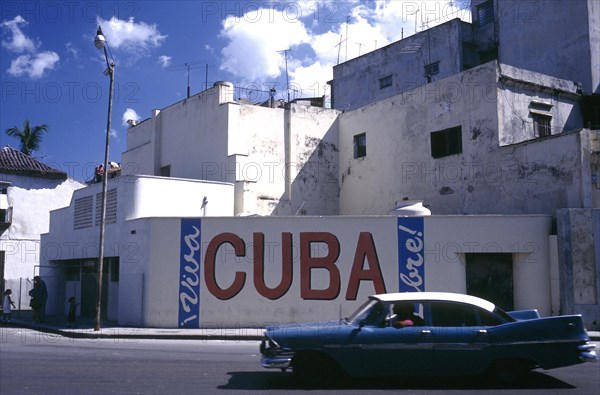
[[472, 0, 600, 94], [330, 18, 474, 111], [338, 61, 594, 217], [331, 0, 599, 112]]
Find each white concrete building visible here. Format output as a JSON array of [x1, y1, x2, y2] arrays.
[[0, 147, 84, 309], [122, 82, 340, 217], [41, 175, 233, 320]]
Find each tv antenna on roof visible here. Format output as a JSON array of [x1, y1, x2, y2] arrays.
[[277, 48, 291, 103], [166, 61, 210, 97]]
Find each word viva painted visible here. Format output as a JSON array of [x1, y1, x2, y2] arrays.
[[179, 219, 202, 328]]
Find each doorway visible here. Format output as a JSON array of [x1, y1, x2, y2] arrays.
[[466, 253, 514, 311]]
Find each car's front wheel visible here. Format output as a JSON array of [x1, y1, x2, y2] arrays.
[[292, 351, 345, 386]]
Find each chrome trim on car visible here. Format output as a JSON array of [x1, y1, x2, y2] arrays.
[[578, 343, 598, 362]]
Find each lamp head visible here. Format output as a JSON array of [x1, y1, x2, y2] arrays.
[[94, 26, 106, 49]]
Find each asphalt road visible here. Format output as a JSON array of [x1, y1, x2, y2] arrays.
[[1, 327, 598, 395]]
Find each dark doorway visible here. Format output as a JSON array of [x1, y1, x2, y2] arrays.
[[80, 261, 97, 317], [0, 251, 4, 300], [466, 253, 514, 311]]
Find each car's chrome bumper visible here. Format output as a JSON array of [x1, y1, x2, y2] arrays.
[[261, 355, 293, 369], [578, 343, 598, 362], [260, 337, 294, 369]]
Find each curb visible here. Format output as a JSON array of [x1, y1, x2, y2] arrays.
[[2, 321, 264, 341], [4, 321, 598, 342]]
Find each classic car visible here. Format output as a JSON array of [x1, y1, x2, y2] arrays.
[[260, 292, 597, 382]]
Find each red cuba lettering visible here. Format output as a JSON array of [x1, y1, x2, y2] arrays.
[[253, 232, 293, 299], [346, 232, 387, 300], [204, 232, 246, 300], [300, 232, 341, 300]]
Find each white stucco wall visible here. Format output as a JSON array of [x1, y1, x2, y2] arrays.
[[123, 214, 553, 328], [121, 82, 340, 216], [1, 175, 83, 280]]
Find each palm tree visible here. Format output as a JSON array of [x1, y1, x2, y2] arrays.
[[5, 120, 49, 156]]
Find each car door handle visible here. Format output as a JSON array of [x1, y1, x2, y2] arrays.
[[476, 329, 487, 334], [420, 329, 431, 335]]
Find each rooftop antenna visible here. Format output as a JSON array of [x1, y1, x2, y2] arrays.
[[356, 42, 365, 56], [345, 15, 350, 61], [185, 63, 190, 98], [278, 48, 291, 103], [165, 61, 208, 97], [335, 34, 345, 64]]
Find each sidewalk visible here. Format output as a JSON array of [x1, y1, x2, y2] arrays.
[[2, 313, 599, 341], [2, 313, 264, 341]]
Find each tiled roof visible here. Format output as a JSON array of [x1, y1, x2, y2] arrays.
[[0, 146, 67, 179]]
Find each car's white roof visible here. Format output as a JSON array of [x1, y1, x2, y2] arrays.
[[372, 292, 496, 312]]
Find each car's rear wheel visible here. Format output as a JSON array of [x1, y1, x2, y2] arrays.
[[292, 351, 345, 386], [488, 359, 533, 383]]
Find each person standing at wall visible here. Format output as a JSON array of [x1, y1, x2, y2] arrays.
[[29, 282, 41, 323], [34, 276, 48, 323], [3, 289, 16, 323], [67, 296, 79, 328]]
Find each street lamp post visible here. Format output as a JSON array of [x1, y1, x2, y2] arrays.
[[93, 26, 114, 331]]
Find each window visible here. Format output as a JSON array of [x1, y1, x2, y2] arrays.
[[529, 101, 553, 137], [353, 133, 367, 158], [431, 302, 478, 327], [532, 113, 552, 137], [477, 0, 494, 26], [430, 126, 462, 158], [424, 62, 440, 82], [160, 165, 171, 177], [479, 47, 498, 64], [379, 75, 392, 89]]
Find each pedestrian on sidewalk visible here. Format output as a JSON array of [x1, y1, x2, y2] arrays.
[[29, 282, 42, 323], [3, 289, 16, 323], [34, 276, 48, 323], [67, 296, 79, 328]]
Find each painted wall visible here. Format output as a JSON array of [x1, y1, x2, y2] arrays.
[[121, 214, 554, 328], [338, 61, 589, 216]]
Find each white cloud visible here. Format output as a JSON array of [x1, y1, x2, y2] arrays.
[[0, 15, 36, 53], [122, 108, 141, 127], [1, 15, 60, 79], [97, 17, 166, 56], [7, 51, 59, 79], [65, 42, 78, 59], [158, 55, 171, 68], [219, 9, 310, 80]]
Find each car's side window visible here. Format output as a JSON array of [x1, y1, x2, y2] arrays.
[[430, 302, 478, 327], [478, 309, 504, 326]]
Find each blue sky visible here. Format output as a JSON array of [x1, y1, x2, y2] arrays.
[[0, 1, 470, 182]]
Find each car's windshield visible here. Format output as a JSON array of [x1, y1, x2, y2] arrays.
[[347, 298, 386, 326]]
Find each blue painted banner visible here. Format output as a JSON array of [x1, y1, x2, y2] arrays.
[[397, 217, 425, 292], [179, 218, 202, 328]]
